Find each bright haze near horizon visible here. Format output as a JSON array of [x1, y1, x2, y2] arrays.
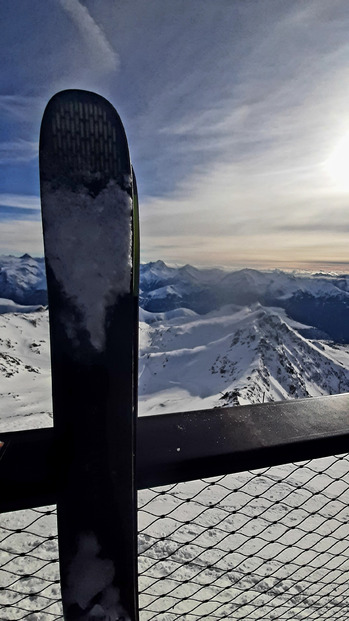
[[1, 0, 349, 271]]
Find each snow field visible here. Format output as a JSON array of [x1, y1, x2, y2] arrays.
[[138, 454, 349, 619], [5, 302, 349, 429], [2, 455, 349, 620], [139, 304, 349, 415], [0, 311, 52, 432]]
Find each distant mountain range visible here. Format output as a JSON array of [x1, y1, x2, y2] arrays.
[[0, 254, 47, 306], [1, 254, 349, 421], [1, 254, 349, 342], [140, 260, 349, 343]]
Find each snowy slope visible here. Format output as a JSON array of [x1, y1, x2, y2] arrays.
[[0, 310, 52, 431], [1, 302, 349, 429], [139, 303, 349, 415], [1, 258, 349, 427], [0, 254, 47, 305], [0, 298, 44, 313]]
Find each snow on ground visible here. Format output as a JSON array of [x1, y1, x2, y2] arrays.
[[0, 310, 52, 432], [0, 299, 43, 314], [138, 454, 349, 619]]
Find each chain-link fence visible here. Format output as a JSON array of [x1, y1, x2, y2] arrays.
[[138, 453, 349, 620], [0, 507, 62, 621], [2, 454, 349, 620]]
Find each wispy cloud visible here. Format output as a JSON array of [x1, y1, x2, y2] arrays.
[[140, 130, 349, 268], [2, 0, 349, 268], [133, 1, 349, 197], [133, 2, 349, 268], [59, 0, 119, 74], [0, 95, 43, 122], [0, 140, 38, 164], [0, 194, 40, 210], [0, 220, 44, 255]]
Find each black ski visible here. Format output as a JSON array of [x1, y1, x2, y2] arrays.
[[39, 90, 139, 620]]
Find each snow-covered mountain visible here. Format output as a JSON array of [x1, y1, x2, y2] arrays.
[[140, 262, 349, 343], [1, 302, 349, 428], [0, 310, 52, 431], [1, 256, 349, 428], [139, 303, 349, 415], [2, 255, 349, 342], [0, 254, 47, 305]]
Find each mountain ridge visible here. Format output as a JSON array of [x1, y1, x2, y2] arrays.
[[138, 302, 349, 415], [1, 254, 349, 342]]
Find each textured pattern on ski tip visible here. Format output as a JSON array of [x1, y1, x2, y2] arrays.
[[41, 90, 131, 196], [51, 98, 119, 177]]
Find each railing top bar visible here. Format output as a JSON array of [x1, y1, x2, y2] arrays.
[[0, 427, 57, 513], [1, 393, 349, 510], [137, 393, 349, 488]]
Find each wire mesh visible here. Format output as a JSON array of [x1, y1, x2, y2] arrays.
[[0, 506, 62, 620], [2, 455, 349, 620], [138, 453, 349, 620]]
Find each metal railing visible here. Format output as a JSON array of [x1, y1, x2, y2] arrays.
[[2, 394, 349, 619]]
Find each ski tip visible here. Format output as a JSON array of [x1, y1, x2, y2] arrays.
[[44, 88, 112, 108], [39, 89, 131, 189], [42, 88, 123, 125]]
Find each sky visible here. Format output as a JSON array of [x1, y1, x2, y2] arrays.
[[2, 0, 349, 270]]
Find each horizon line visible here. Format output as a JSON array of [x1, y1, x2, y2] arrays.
[[2, 252, 349, 275]]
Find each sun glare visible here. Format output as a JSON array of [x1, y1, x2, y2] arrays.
[[326, 133, 349, 191]]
